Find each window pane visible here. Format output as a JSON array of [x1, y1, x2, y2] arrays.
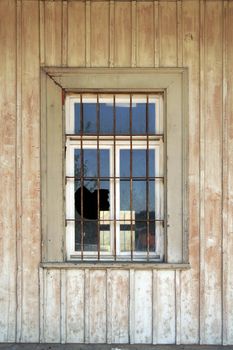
[[133, 180, 146, 220], [135, 221, 155, 252], [74, 149, 81, 178], [116, 96, 130, 134], [120, 180, 130, 211], [99, 97, 113, 134], [149, 149, 155, 177], [132, 97, 146, 134], [100, 149, 110, 177], [74, 103, 81, 134], [132, 150, 146, 177], [83, 221, 98, 251], [83, 149, 97, 177], [149, 180, 155, 220], [148, 99, 156, 134], [120, 224, 134, 252], [83, 101, 96, 133], [120, 150, 130, 177]]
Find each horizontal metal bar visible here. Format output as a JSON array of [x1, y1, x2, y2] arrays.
[[66, 176, 164, 180], [66, 219, 164, 223]]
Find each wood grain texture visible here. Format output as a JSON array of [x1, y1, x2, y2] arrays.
[[1, 0, 233, 345], [45, 0, 62, 66], [159, 1, 177, 66], [201, 1, 223, 344], [224, 1, 233, 345], [107, 270, 129, 343], [0, 0, 17, 342], [43, 270, 61, 343], [90, 1, 109, 67], [134, 271, 152, 343], [66, 270, 85, 343], [114, 1, 132, 67], [20, 0, 40, 342], [89, 270, 107, 343], [180, 0, 200, 344], [67, 1, 86, 67], [136, 1, 154, 67]]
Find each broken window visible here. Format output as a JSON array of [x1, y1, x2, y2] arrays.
[[65, 94, 164, 261]]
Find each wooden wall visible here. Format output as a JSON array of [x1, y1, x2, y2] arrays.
[[0, 0, 233, 345]]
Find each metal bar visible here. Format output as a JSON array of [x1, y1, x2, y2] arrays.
[[80, 94, 84, 260], [66, 133, 164, 138], [66, 219, 164, 223], [66, 176, 164, 180], [97, 94, 100, 260], [130, 94, 133, 261], [146, 95, 150, 260], [113, 95, 117, 260]]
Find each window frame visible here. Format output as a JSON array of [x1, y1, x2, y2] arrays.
[[40, 67, 189, 265]]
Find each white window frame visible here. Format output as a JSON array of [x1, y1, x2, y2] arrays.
[[65, 95, 164, 261]]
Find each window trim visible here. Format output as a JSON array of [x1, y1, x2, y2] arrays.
[[40, 67, 189, 265]]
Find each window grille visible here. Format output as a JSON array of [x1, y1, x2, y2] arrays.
[[65, 93, 164, 261]]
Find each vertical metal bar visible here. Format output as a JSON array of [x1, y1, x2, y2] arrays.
[[113, 95, 117, 260], [130, 94, 133, 261], [97, 94, 100, 260], [146, 96, 150, 260], [80, 94, 84, 260]]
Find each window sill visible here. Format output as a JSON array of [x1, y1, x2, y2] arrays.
[[40, 262, 191, 270]]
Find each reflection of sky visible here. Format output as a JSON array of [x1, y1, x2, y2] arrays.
[[74, 149, 109, 178], [74, 102, 156, 134], [120, 149, 155, 177]]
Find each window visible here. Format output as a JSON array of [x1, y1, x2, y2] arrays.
[[41, 68, 188, 265], [65, 94, 164, 261]]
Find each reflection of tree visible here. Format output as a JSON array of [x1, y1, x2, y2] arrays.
[[74, 152, 97, 191]]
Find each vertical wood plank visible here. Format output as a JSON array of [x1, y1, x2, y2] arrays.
[[114, 1, 132, 67], [45, 0, 62, 66], [84, 269, 90, 343], [66, 270, 85, 343], [0, 0, 17, 342], [177, 0, 183, 67], [155, 271, 176, 344], [152, 270, 158, 344], [136, 1, 154, 67], [109, 0, 115, 67], [224, 1, 233, 345], [180, 0, 200, 344], [199, 0, 206, 344], [43, 270, 61, 343], [159, 1, 177, 66], [175, 270, 181, 345], [129, 269, 135, 344], [154, 1, 159, 67], [90, 1, 109, 67], [131, 0, 136, 67], [62, 0, 68, 67], [67, 0, 86, 67], [89, 270, 107, 343], [134, 270, 152, 344], [39, 0, 45, 66], [107, 270, 129, 344], [201, 1, 223, 344], [21, 0, 40, 341], [60, 269, 67, 344], [16, 0, 22, 343], [85, 0, 91, 67], [39, 268, 45, 343]]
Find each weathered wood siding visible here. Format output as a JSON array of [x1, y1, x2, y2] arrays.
[[0, 0, 232, 345]]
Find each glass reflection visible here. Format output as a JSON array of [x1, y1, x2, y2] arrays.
[[132, 99, 146, 134], [83, 102, 96, 133], [74, 103, 81, 134], [99, 99, 113, 134], [116, 97, 130, 134], [135, 221, 155, 252], [148, 101, 156, 133]]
